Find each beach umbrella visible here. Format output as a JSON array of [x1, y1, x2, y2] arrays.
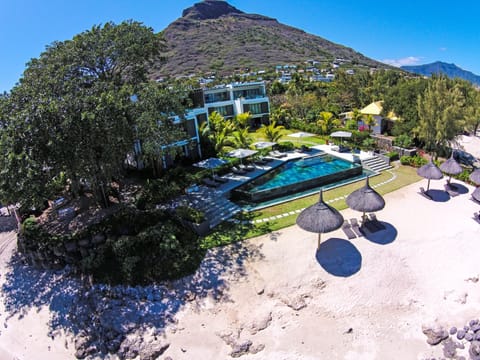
[[227, 148, 258, 164], [193, 157, 227, 176], [288, 131, 314, 138], [288, 132, 315, 146], [296, 190, 344, 250], [330, 131, 352, 138], [330, 130, 352, 144], [346, 177, 385, 223], [440, 156, 463, 183], [472, 187, 480, 203], [253, 141, 276, 149], [469, 169, 480, 186], [417, 160, 443, 191]]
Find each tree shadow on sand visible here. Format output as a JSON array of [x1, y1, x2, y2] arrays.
[[1, 239, 264, 353], [362, 222, 398, 245], [315, 238, 362, 277]]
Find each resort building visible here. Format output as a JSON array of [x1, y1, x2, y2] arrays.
[[130, 81, 271, 170], [358, 101, 397, 135], [203, 81, 270, 128]]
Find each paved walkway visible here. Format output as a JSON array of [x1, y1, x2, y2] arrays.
[[243, 164, 399, 225]]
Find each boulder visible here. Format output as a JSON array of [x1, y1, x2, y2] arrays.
[[92, 233, 106, 245], [248, 312, 272, 335], [470, 340, 480, 360], [64, 240, 78, 253], [77, 238, 90, 247], [230, 340, 252, 358], [422, 324, 449, 345]]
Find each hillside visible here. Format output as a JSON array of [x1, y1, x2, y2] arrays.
[[154, 0, 391, 78], [401, 61, 480, 86]]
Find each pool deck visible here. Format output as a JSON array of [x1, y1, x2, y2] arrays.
[[312, 144, 375, 162]]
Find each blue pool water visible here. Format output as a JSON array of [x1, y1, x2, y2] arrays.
[[252, 154, 357, 191], [233, 153, 363, 204]]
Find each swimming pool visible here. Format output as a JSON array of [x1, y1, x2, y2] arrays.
[[233, 153, 362, 203]]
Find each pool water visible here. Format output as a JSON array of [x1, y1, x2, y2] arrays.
[[233, 153, 363, 203]]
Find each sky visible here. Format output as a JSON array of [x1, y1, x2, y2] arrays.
[[1, 0, 479, 93]]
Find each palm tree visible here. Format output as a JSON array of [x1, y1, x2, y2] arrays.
[[261, 120, 285, 143], [317, 111, 340, 135], [232, 127, 253, 149], [234, 112, 251, 129], [363, 114, 377, 132], [200, 111, 235, 154]]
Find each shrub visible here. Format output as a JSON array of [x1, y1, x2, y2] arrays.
[[82, 219, 204, 285], [277, 141, 295, 151], [394, 134, 414, 148], [136, 178, 182, 209], [386, 152, 399, 161], [400, 155, 427, 167], [176, 206, 205, 223]]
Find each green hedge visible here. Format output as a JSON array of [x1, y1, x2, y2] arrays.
[[400, 155, 428, 167]]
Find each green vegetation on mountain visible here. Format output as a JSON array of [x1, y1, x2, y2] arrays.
[[402, 61, 480, 87], [155, 0, 391, 78]]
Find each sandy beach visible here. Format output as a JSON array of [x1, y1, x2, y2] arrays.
[[1, 177, 480, 359]]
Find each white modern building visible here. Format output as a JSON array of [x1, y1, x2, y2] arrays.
[[203, 81, 270, 128]]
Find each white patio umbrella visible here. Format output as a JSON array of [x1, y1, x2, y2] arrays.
[[227, 148, 258, 164], [330, 131, 352, 144], [288, 131, 314, 138], [253, 141, 276, 149], [193, 157, 228, 176]]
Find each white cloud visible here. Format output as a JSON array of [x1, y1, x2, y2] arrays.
[[381, 56, 422, 67], [439, 47, 447, 52]]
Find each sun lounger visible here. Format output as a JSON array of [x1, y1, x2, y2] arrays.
[[368, 213, 386, 230], [231, 166, 247, 175], [350, 218, 364, 237], [269, 150, 287, 158], [444, 183, 459, 197], [239, 164, 255, 172], [212, 174, 228, 184], [254, 158, 267, 166], [202, 178, 220, 188], [342, 220, 356, 239], [419, 187, 432, 200], [474, 212, 480, 224]]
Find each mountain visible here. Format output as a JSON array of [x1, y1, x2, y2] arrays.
[[401, 61, 480, 86], [153, 0, 390, 78]]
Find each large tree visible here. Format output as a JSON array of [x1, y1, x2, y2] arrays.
[[1, 21, 163, 209], [133, 82, 188, 177], [416, 76, 466, 156]]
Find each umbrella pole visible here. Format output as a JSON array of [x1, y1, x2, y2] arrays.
[[427, 178, 431, 191], [317, 233, 322, 250]]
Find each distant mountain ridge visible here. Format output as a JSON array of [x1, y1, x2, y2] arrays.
[[401, 61, 480, 86], [154, 0, 391, 78]]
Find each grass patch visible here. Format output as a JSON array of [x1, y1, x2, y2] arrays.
[[201, 164, 422, 248], [251, 128, 326, 146]]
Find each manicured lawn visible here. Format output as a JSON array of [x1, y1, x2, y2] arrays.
[[200, 164, 421, 248], [251, 128, 326, 146]]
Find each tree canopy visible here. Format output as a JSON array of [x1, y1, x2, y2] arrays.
[[0, 21, 165, 209]]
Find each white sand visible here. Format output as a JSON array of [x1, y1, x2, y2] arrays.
[[1, 179, 480, 359]]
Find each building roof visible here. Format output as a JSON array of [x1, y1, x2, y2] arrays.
[[360, 101, 384, 116]]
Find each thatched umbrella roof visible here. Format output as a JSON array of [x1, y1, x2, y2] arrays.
[[440, 156, 463, 183], [346, 177, 385, 222], [440, 157, 463, 175], [296, 190, 344, 249], [469, 169, 480, 186], [417, 160, 443, 191], [472, 187, 480, 203]]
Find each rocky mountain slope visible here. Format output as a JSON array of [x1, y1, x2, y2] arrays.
[[154, 0, 390, 78]]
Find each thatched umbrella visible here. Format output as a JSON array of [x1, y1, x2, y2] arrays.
[[417, 160, 443, 191], [440, 156, 463, 183], [472, 187, 480, 203], [346, 177, 385, 223], [469, 169, 480, 186], [296, 190, 344, 250]]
